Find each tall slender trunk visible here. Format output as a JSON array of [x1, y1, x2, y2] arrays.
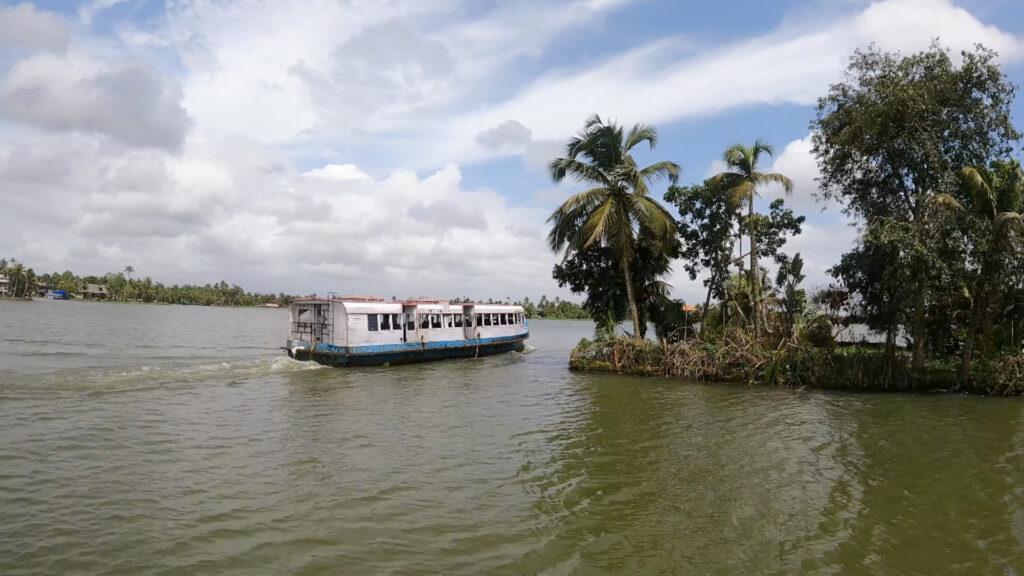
[[721, 281, 729, 328], [702, 277, 714, 338], [749, 196, 760, 338], [959, 287, 981, 386], [622, 258, 642, 340], [884, 322, 898, 388], [911, 286, 926, 370], [910, 194, 926, 370]]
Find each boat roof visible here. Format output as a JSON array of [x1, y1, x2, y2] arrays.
[[290, 297, 524, 314]]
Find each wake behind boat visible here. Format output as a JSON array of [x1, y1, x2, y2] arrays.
[[286, 296, 528, 367]]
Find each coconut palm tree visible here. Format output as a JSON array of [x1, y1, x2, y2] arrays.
[[711, 140, 793, 337], [957, 160, 1024, 383], [123, 265, 135, 301], [548, 114, 680, 338]]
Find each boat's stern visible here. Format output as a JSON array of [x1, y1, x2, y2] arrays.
[[286, 338, 314, 361]]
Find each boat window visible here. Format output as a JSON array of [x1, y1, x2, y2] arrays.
[[492, 314, 498, 326], [392, 314, 402, 330], [443, 314, 452, 328], [420, 314, 429, 329], [407, 314, 415, 330], [380, 314, 390, 330], [483, 314, 491, 326], [367, 314, 378, 331], [497, 314, 505, 325], [431, 314, 441, 329], [454, 314, 463, 328]]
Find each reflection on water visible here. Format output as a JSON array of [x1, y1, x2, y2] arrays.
[[1, 300, 1023, 574]]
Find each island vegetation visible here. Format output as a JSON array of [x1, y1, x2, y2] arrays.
[[554, 42, 1024, 395], [0, 259, 297, 307]]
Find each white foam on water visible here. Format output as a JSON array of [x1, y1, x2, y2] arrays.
[[269, 356, 328, 372]]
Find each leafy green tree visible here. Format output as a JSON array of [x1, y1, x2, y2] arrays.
[[548, 114, 679, 338], [710, 140, 793, 337], [665, 179, 736, 328], [552, 233, 677, 337], [812, 42, 1020, 368]]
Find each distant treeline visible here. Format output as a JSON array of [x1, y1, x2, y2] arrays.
[[450, 295, 589, 319], [0, 259, 296, 307]]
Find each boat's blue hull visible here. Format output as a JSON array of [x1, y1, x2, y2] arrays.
[[287, 334, 527, 367]]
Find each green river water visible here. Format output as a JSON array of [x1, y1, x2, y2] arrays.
[[1, 299, 1023, 574]]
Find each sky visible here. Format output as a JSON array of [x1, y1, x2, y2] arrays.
[[1, 0, 1023, 302]]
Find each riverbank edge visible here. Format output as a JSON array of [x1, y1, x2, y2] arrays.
[[569, 337, 1024, 396]]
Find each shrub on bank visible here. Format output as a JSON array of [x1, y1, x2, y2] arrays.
[[569, 337, 1024, 395]]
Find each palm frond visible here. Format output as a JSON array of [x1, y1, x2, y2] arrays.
[[639, 160, 680, 186], [960, 165, 996, 218], [722, 143, 748, 171], [548, 186, 611, 220], [548, 157, 609, 185], [752, 138, 775, 160], [624, 123, 658, 152], [758, 171, 794, 194], [728, 180, 756, 207], [629, 194, 677, 240], [645, 279, 672, 298], [581, 198, 618, 249], [929, 193, 963, 211], [997, 211, 1024, 230]]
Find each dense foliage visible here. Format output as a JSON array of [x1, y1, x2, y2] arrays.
[[813, 43, 1023, 382], [517, 296, 590, 320], [0, 259, 296, 306]]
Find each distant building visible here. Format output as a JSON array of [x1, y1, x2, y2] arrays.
[[81, 284, 110, 300], [0, 275, 9, 297]]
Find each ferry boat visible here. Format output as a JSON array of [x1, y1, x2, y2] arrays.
[[285, 297, 529, 367]]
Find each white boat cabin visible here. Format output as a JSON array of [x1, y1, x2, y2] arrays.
[[289, 297, 527, 347]]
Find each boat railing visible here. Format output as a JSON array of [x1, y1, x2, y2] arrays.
[[291, 321, 333, 343]]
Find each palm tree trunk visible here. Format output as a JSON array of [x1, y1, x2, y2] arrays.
[[622, 258, 642, 339], [702, 278, 714, 338], [911, 285, 926, 370], [748, 197, 760, 338], [959, 289, 981, 386]]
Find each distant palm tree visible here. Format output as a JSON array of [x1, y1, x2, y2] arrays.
[[548, 114, 680, 337], [123, 265, 135, 301], [711, 140, 793, 337]]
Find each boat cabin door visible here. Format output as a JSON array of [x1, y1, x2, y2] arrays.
[[402, 304, 417, 343], [463, 305, 476, 339]]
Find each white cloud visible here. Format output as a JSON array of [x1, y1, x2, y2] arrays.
[[0, 52, 192, 150], [0, 3, 69, 53], [0, 128, 554, 297], [302, 163, 371, 182]]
